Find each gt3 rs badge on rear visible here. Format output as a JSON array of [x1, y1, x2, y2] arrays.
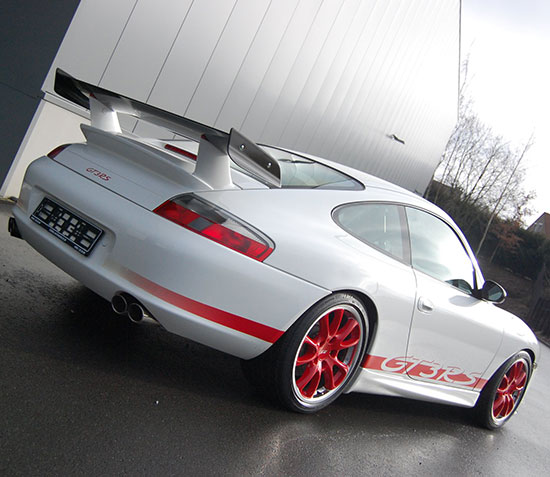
[[86, 167, 111, 181]]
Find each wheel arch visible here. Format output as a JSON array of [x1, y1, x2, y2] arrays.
[[333, 288, 378, 355], [523, 347, 536, 367], [264, 288, 378, 358], [474, 349, 533, 429], [478, 347, 536, 394]]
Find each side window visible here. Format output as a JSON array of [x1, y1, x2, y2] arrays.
[[334, 203, 408, 262], [406, 207, 475, 293]]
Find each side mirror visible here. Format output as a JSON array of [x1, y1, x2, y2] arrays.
[[479, 280, 507, 304]]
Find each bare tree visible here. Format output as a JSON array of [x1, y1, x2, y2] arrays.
[[475, 138, 533, 254], [429, 61, 535, 253]]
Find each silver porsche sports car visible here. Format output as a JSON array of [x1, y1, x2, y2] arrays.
[[8, 70, 538, 429]]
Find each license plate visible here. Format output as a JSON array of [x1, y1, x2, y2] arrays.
[[31, 198, 103, 256]]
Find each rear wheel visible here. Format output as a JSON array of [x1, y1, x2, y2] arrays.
[[475, 351, 532, 429], [243, 293, 368, 413]]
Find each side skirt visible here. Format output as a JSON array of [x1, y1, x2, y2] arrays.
[[347, 368, 480, 408]]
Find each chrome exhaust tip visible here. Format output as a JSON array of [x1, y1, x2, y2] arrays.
[[8, 217, 22, 239], [111, 294, 128, 315], [127, 302, 147, 323], [112, 294, 158, 325]]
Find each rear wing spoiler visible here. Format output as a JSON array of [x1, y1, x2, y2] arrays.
[[54, 69, 281, 188]]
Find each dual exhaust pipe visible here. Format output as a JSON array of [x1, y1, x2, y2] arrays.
[[111, 293, 157, 325]]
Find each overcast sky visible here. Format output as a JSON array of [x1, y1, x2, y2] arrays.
[[461, 0, 550, 224]]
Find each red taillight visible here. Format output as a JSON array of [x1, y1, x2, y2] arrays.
[[154, 195, 274, 262], [164, 144, 197, 161], [47, 144, 70, 159]]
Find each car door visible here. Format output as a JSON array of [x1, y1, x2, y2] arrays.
[[333, 202, 417, 360], [404, 207, 504, 389]]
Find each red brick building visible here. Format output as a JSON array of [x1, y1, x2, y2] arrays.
[[528, 213, 550, 238]]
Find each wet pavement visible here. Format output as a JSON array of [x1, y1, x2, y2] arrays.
[[1, 200, 549, 476]]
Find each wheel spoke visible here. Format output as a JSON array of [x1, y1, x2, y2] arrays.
[[498, 374, 510, 392], [510, 364, 527, 391], [503, 394, 515, 417], [321, 361, 337, 390], [514, 372, 527, 391], [328, 309, 344, 337], [493, 392, 505, 417], [508, 363, 519, 384], [336, 319, 360, 348], [322, 356, 349, 389], [296, 363, 321, 398], [296, 337, 319, 365], [318, 313, 330, 345]]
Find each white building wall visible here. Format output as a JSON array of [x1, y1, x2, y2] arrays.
[[2, 0, 460, 198]]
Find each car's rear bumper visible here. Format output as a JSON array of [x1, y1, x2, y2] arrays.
[[12, 157, 329, 358]]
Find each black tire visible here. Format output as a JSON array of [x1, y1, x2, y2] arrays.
[[475, 351, 532, 429], [242, 293, 369, 413]]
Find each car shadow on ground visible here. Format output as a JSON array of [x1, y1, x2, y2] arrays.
[[2, 282, 480, 430], [2, 283, 271, 404]]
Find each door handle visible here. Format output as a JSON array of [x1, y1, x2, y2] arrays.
[[417, 297, 434, 313]]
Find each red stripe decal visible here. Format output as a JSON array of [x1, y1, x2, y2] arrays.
[[124, 269, 283, 343], [473, 378, 488, 390], [362, 354, 386, 370]]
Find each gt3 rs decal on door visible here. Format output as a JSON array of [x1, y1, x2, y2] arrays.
[[362, 354, 488, 390]]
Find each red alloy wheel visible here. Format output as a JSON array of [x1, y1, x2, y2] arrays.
[[492, 359, 528, 419], [292, 305, 363, 403]]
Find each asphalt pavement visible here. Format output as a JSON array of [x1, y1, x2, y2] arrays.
[[1, 200, 549, 476]]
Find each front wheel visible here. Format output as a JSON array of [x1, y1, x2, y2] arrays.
[[269, 293, 369, 413], [475, 351, 532, 429]]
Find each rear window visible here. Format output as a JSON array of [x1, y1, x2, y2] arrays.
[[260, 146, 363, 190]]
